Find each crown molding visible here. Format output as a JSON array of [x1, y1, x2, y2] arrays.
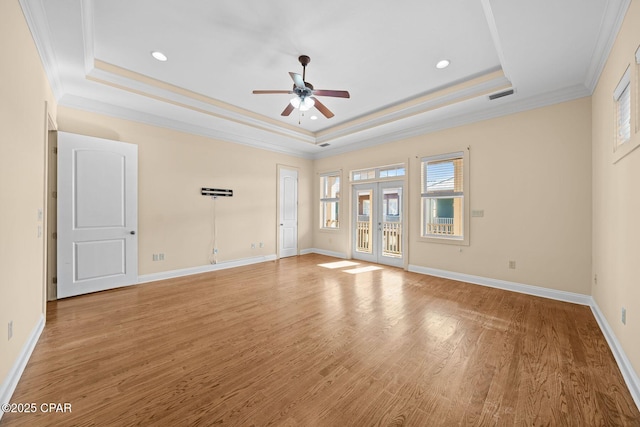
[[20, 0, 607, 160], [314, 84, 590, 159], [584, 0, 632, 93], [18, 0, 64, 99], [87, 64, 316, 145], [316, 69, 511, 145], [59, 80, 589, 162], [59, 94, 316, 159]]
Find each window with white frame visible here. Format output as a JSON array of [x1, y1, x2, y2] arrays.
[[614, 66, 631, 148], [421, 152, 465, 240], [352, 164, 405, 182], [320, 172, 340, 229]]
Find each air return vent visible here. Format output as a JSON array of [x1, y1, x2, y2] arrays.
[[489, 89, 514, 100], [319, 143, 330, 147]]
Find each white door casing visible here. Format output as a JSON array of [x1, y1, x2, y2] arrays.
[[57, 132, 138, 298], [352, 181, 404, 267], [279, 167, 298, 258]]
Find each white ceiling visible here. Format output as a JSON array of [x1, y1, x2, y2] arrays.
[[21, 0, 629, 158]]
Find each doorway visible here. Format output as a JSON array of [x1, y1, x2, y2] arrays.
[[352, 181, 404, 267], [278, 167, 298, 258]]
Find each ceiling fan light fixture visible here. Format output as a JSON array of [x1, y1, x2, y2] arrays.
[[289, 97, 301, 109], [290, 96, 315, 111], [300, 97, 315, 111]]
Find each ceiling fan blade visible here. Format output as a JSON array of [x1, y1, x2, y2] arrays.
[[312, 90, 350, 98], [289, 72, 306, 89], [281, 103, 295, 116], [311, 97, 334, 118], [253, 90, 293, 94]]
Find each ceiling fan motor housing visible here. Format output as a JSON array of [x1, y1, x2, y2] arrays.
[[293, 82, 314, 98]]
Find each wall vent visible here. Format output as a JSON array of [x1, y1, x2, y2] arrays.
[[319, 143, 330, 147], [489, 89, 514, 100]]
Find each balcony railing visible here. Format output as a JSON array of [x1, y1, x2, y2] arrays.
[[356, 221, 371, 252], [356, 221, 402, 257], [382, 222, 402, 257], [425, 217, 454, 235]]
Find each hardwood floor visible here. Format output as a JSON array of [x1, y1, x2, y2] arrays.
[[2, 254, 639, 426]]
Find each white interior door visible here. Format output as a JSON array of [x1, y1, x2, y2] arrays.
[[57, 132, 138, 298], [279, 168, 298, 258], [353, 181, 404, 267]]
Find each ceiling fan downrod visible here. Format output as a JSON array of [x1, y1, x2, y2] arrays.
[[298, 55, 311, 82]]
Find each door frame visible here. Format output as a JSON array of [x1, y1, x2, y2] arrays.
[[352, 180, 405, 267], [276, 165, 299, 259], [43, 102, 57, 306]]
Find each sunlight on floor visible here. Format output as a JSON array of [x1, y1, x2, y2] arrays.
[[343, 266, 384, 274], [318, 261, 361, 269]]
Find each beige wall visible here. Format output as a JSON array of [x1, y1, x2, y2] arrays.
[[314, 97, 593, 295], [56, 108, 313, 275], [592, 0, 640, 375], [0, 0, 56, 383]]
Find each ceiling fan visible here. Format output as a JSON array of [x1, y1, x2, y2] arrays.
[[252, 55, 350, 119]]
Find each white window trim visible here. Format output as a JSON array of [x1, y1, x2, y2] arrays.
[[419, 149, 470, 246], [613, 64, 639, 163], [351, 163, 406, 182], [320, 171, 341, 230]]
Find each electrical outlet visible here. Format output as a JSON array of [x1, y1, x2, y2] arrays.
[[509, 260, 516, 269], [152, 254, 158, 261], [159, 253, 164, 261], [251, 243, 256, 249], [621, 307, 626, 325], [259, 242, 264, 248], [213, 248, 218, 254], [8, 321, 13, 340]]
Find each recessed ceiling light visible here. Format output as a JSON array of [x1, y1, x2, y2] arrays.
[[310, 115, 318, 120], [436, 59, 450, 69], [151, 51, 168, 62]]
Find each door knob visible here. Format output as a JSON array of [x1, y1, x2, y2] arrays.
[[130, 231, 136, 235]]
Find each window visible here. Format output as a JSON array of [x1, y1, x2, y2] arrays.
[[352, 164, 405, 181], [352, 169, 375, 181], [421, 152, 466, 241], [614, 66, 631, 148], [320, 172, 340, 229], [379, 165, 406, 178]]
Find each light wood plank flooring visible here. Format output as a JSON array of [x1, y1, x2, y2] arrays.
[[2, 254, 639, 426]]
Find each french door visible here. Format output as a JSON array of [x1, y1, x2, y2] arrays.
[[352, 181, 404, 267]]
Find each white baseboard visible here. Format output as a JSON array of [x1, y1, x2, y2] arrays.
[[0, 314, 45, 418], [300, 248, 348, 259], [590, 301, 640, 410], [138, 254, 278, 284], [408, 264, 639, 411], [408, 264, 592, 306]]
